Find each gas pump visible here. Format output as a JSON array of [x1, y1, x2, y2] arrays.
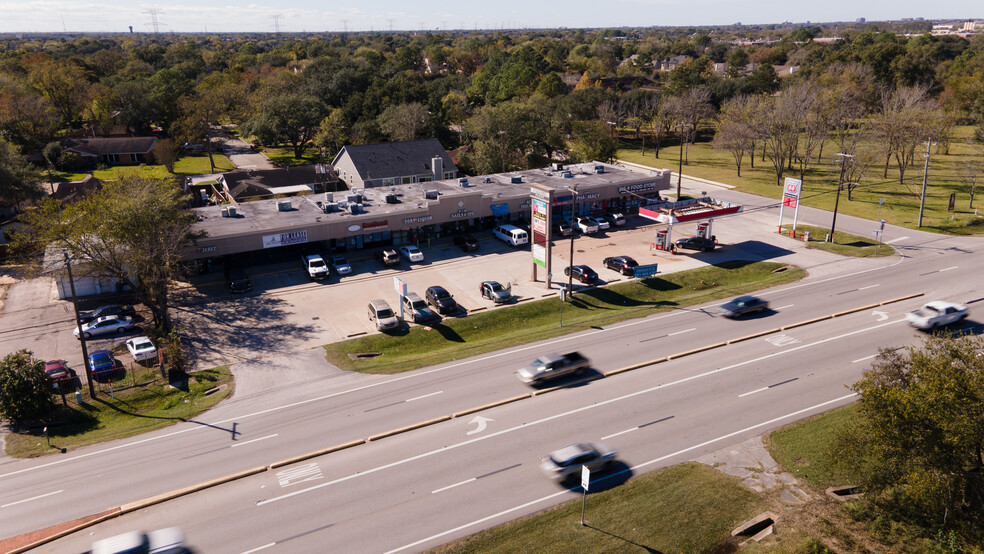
[[654, 229, 669, 251], [696, 222, 710, 238]]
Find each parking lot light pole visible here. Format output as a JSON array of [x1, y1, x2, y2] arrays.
[[64, 253, 96, 398]]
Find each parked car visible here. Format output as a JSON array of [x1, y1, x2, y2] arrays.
[[602, 256, 638, 275], [553, 222, 573, 236], [74, 315, 136, 339], [125, 336, 158, 363], [44, 360, 71, 381], [541, 442, 616, 483], [602, 212, 626, 227], [399, 245, 424, 262], [88, 349, 123, 381], [425, 286, 458, 315], [564, 265, 598, 284], [590, 216, 610, 231], [368, 299, 400, 331], [79, 304, 131, 324], [492, 224, 529, 246], [181, 142, 205, 153], [330, 256, 352, 275], [675, 235, 717, 252], [402, 292, 440, 324], [379, 249, 401, 266], [225, 267, 252, 293], [906, 301, 969, 330], [480, 281, 511, 304], [719, 295, 769, 318], [453, 233, 479, 252]]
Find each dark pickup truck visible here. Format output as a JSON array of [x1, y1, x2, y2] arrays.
[[516, 352, 590, 385]]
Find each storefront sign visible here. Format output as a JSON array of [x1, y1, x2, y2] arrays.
[[449, 209, 475, 219], [553, 194, 574, 205], [403, 215, 433, 225], [200, 246, 217, 253], [618, 182, 658, 195], [347, 224, 362, 232], [519, 199, 531, 210], [579, 192, 600, 200], [532, 243, 546, 267], [530, 187, 551, 200], [262, 230, 308, 249], [362, 220, 389, 230]]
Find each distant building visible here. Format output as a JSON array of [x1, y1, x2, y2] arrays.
[[331, 139, 458, 189], [216, 165, 341, 203], [857, 17, 866, 23], [60, 137, 158, 168]]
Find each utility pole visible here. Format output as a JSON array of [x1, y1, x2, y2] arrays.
[[917, 138, 935, 227], [567, 186, 578, 296], [65, 253, 96, 398], [676, 123, 686, 199], [828, 152, 853, 241]]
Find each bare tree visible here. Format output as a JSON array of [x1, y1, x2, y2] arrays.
[[872, 86, 939, 185], [378, 102, 430, 142], [763, 89, 810, 185], [714, 95, 757, 177]]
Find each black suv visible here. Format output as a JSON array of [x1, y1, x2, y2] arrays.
[[453, 233, 479, 252], [674, 235, 717, 252], [564, 265, 598, 284], [225, 267, 253, 293], [602, 256, 638, 275], [425, 286, 458, 315]]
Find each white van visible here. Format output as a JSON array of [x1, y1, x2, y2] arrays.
[[493, 224, 529, 246]]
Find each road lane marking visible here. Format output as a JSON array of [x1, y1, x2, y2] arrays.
[[601, 428, 638, 440], [939, 266, 958, 272], [257, 320, 903, 507], [765, 334, 799, 347], [230, 434, 278, 448], [240, 543, 275, 554], [276, 463, 323, 487], [852, 354, 878, 363], [884, 236, 909, 244], [775, 304, 794, 310], [386, 393, 858, 553], [667, 328, 696, 336], [406, 391, 443, 402], [0, 489, 63, 508], [432, 478, 476, 494], [738, 387, 768, 398], [858, 284, 880, 291]]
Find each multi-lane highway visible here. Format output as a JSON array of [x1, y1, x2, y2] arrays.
[[3, 182, 982, 552]]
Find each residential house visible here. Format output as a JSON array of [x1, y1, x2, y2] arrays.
[[217, 164, 342, 204], [60, 137, 158, 168], [331, 139, 458, 189]]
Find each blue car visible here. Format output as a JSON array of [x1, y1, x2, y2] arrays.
[[88, 349, 122, 381]]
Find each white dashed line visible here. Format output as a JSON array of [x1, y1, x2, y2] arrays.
[[884, 236, 909, 244], [858, 284, 880, 291], [939, 266, 958, 272], [431, 478, 476, 494], [406, 391, 444, 402], [667, 328, 696, 336], [601, 427, 639, 440], [775, 304, 794, 310], [230, 434, 278, 448], [852, 354, 878, 364], [738, 387, 768, 398], [1, 489, 63, 508]]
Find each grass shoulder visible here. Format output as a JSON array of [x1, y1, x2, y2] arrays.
[[780, 224, 894, 258], [431, 462, 767, 554], [4, 365, 234, 458], [324, 260, 806, 374]]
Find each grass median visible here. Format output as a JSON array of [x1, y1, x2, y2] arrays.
[[324, 260, 806, 374], [780, 224, 895, 258], [4, 365, 233, 458]]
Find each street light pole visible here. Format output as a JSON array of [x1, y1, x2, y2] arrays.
[[917, 138, 934, 228], [567, 185, 578, 296], [829, 152, 853, 241], [676, 123, 686, 199], [64, 253, 96, 398]]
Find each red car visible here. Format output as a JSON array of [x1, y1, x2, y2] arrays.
[[44, 360, 71, 380]]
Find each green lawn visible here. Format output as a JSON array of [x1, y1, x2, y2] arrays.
[[4, 365, 233, 458], [50, 153, 236, 182], [766, 404, 859, 489], [780, 224, 895, 257], [431, 462, 767, 554], [619, 126, 984, 236], [325, 260, 805, 374], [261, 146, 321, 167]]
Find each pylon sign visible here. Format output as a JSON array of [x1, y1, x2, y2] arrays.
[[778, 177, 803, 232]]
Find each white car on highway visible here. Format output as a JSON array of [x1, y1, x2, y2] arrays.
[[125, 336, 157, 362], [906, 301, 968, 330]]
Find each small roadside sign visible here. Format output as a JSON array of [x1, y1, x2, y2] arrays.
[[581, 465, 590, 491], [632, 264, 659, 279]]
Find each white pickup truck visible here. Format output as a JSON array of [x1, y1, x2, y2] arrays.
[[905, 301, 968, 330], [301, 254, 329, 281]]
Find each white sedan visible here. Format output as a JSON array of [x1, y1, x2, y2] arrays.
[[399, 245, 424, 262], [331, 256, 352, 275], [125, 336, 157, 362], [906, 301, 968, 330]]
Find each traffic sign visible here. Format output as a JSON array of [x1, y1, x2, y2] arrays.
[[581, 465, 591, 491]]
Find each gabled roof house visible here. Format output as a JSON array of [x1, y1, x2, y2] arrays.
[[331, 139, 458, 189]]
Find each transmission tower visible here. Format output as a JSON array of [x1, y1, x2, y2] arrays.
[[144, 9, 163, 33], [272, 14, 282, 34]]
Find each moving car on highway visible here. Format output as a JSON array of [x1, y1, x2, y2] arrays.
[[541, 442, 616, 483], [906, 301, 968, 330], [517, 352, 590, 385], [719, 295, 769, 318]]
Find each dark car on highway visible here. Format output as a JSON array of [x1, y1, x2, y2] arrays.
[[602, 256, 638, 275], [453, 233, 479, 252], [564, 265, 598, 284], [425, 286, 458, 315], [674, 235, 717, 252], [719, 295, 769, 318]]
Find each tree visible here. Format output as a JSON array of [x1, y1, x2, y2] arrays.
[[0, 140, 44, 205], [172, 93, 222, 172], [714, 95, 757, 177], [0, 350, 55, 424], [27, 58, 90, 128], [378, 102, 430, 142], [241, 94, 325, 158], [836, 334, 984, 534], [153, 139, 179, 173], [873, 86, 939, 184], [20, 177, 200, 332], [569, 120, 618, 163]]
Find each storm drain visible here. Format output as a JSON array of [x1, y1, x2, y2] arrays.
[[348, 352, 382, 360], [826, 485, 863, 501], [732, 511, 776, 544]]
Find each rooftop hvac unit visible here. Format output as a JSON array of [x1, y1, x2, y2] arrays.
[[326, 202, 338, 213], [384, 193, 399, 204], [510, 176, 523, 184], [562, 171, 573, 178], [349, 203, 362, 214], [594, 165, 605, 173], [424, 189, 439, 200], [346, 194, 360, 204], [227, 206, 237, 217], [277, 200, 292, 212], [325, 192, 334, 202], [551, 163, 564, 171], [458, 177, 469, 187]]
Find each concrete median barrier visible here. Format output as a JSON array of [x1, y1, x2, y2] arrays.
[[453, 394, 532, 418], [268, 439, 367, 469], [367, 415, 452, 441]]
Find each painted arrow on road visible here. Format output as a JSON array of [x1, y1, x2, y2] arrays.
[[872, 310, 888, 321], [466, 416, 495, 435]]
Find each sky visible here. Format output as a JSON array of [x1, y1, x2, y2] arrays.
[[0, 0, 979, 34]]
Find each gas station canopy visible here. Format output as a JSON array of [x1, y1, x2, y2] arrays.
[[638, 196, 743, 225]]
